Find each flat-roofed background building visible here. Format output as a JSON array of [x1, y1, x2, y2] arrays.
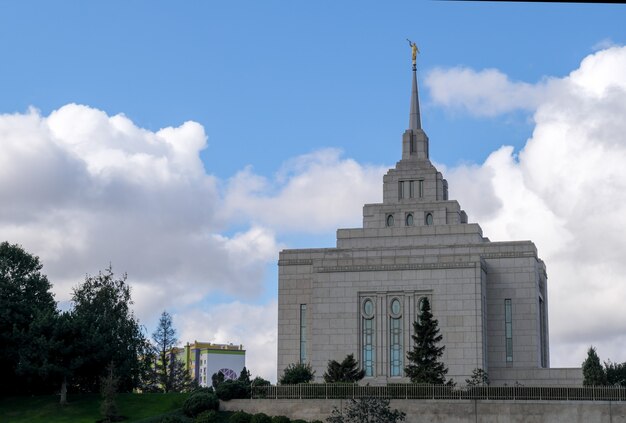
[[174, 341, 246, 387]]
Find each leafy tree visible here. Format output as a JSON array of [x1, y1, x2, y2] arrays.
[[605, 360, 626, 387], [327, 396, 405, 423], [465, 368, 490, 387], [582, 346, 607, 386], [18, 310, 84, 403], [71, 266, 145, 392], [0, 242, 57, 395], [279, 362, 315, 385], [323, 354, 365, 383], [404, 297, 449, 384]]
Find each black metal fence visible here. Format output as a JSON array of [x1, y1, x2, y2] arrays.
[[252, 384, 626, 401]]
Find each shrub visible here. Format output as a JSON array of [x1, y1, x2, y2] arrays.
[[251, 376, 271, 387], [291, 420, 307, 423], [250, 413, 272, 423], [229, 410, 252, 423], [279, 363, 315, 385], [271, 416, 290, 423], [195, 410, 220, 423], [182, 392, 219, 417], [327, 397, 405, 423], [323, 354, 365, 383], [216, 380, 250, 401], [192, 386, 215, 395]]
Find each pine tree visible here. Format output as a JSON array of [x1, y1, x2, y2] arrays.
[[404, 297, 448, 384], [151, 311, 195, 392], [323, 354, 365, 383], [582, 346, 607, 386], [100, 362, 121, 423]]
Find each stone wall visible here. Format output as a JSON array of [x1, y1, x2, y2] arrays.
[[221, 398, 626, 423]]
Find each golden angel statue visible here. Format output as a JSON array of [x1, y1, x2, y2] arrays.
[[406, 39, 419, 65]]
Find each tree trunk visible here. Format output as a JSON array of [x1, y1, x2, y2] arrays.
[[59, 376, 68, 405]]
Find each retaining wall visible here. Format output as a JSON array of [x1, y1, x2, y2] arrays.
[[221, 398, 626, 423]]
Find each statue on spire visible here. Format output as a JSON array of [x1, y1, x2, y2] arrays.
[[406, 39, 419, 67]]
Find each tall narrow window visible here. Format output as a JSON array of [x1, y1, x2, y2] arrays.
[[398, 181, 404, 199], [389, 298, 403, 377], [418, 180, 424, 198], [362, 299, 375, 377], [300, 304, 307, 363], [409, 181, 415, 198], [539, 297, 547, 368], [505, 299, 513, 362]]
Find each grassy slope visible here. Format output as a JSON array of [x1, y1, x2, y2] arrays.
[[0, 392, 189, 423]]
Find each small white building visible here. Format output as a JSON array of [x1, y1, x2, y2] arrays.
[[174, 341, 246, 387]]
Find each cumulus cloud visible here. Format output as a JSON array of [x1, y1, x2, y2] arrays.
[[222, 148, 385, 233], [425, 67, 555, 116], [441, 46, 626, 367], [0, 105, 283, 318]]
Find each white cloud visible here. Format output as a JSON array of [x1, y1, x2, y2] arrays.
[[0, 104, 279, 323], [442, 46, 626, 367], [425, 67, 554, 116], [222, 148, 385, 233]]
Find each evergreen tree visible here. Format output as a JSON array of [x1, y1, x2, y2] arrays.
[[465, 368, 490, 387], [323, 354, 365, 383], [238, 366, 252, 384], [151, 310, 195, 392], [404, 297, 448, 384], [100, 362, 121, 423], [582, 346, 607, 386]]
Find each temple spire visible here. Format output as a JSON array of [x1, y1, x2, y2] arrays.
[[407, 40, 421, 130], [409, 63, 421, 130], [402, 41, 428, 161]]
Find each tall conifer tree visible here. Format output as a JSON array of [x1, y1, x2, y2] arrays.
[[582, 346, 607, 386], [404, 297, 449, 384]]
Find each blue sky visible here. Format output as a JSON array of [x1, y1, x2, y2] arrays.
[[3, 1, 624, 175], [2, 1, 626, 380]]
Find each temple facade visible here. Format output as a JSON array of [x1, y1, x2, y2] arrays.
[[276, 56, 581, 386]]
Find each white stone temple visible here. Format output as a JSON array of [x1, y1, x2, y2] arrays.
[[277, 54, 581, 386]]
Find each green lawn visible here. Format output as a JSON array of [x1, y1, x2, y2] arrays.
[[0, 392, 190, 423]]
